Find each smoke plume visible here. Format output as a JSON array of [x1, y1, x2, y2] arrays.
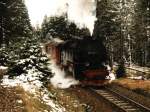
[[25, 0, 97, 34], [67, 0, 97, 34]]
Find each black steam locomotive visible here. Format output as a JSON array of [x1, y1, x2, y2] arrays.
[[45, 37, 109, 85]]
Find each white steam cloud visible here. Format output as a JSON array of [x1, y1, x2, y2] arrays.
[[105, 65, 116, 82], [48, 61, 79, 89], [67, 0, 97, 34], [25, 0, 97, 34]]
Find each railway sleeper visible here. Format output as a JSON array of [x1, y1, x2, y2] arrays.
[[115, 102, 129, 106], [114, 100, 125, 103], [112, 102, 141, 112], [98, 92, 113, 96], [119, 105, 141, 112], [100, 94, 112, 97], [94, 89, 149, 112], [105, 97, 143, 112], [125, 108, 140, 112], [121, 105, 139, 110], [121, 105, 135, 109], [107, 98, 116, 101], [105, 96, 116, 100]]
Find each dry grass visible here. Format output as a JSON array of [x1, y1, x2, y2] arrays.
[[0, 85, 24, 112], [113, 78, 150, 91], [15, 86, 52, 112]]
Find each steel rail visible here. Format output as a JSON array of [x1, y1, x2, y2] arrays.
[[91, 87, 150, 112], [105, 87, 150, 112]]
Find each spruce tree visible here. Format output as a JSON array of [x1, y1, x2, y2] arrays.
[[41, 15, 90, 41], [0, 0, 32, 47], [7, 37, 52, 79]]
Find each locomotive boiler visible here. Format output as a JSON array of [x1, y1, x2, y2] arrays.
[[45, 37, 109, 86]]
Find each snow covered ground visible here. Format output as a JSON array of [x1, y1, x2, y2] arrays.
[[0, 66, 8, 70], [1, 66, 66, 112]]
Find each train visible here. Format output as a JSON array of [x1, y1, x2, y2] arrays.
[[45, 37, 110, 86]]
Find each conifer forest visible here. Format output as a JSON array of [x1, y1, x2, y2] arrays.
[[0, 0, 149, 68]]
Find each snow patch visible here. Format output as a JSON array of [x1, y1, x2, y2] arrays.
[[2, 67, 66, 112], [0, 66, 8, 70], [2, 68, 42, 92], [128, 76, 146, 80], [105, 65, 116, 82]]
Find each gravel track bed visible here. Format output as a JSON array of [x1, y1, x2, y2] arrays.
[[67, 86, 124, 112]]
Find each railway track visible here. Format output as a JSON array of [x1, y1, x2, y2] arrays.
[[92, 87, 150, 112]]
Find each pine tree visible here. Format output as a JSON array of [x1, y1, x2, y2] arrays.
[[93, 0, 121, 66], [0, 0, 9, 47], [41, 15, 91, 41], [7, 37, 52, 79], [8, 0, 32, 43], [0, 0, 32, 47], [133, 0, 150, 66], [94, 0, 149, 68], [116, 62, 126, 78], [0, 47, 10, 66]]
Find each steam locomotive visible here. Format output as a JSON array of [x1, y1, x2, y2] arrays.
[[45, 37, 109, 86]]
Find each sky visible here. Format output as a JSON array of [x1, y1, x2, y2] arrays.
[[25, 0, 96, 34], [25, 0, 67, 26]]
